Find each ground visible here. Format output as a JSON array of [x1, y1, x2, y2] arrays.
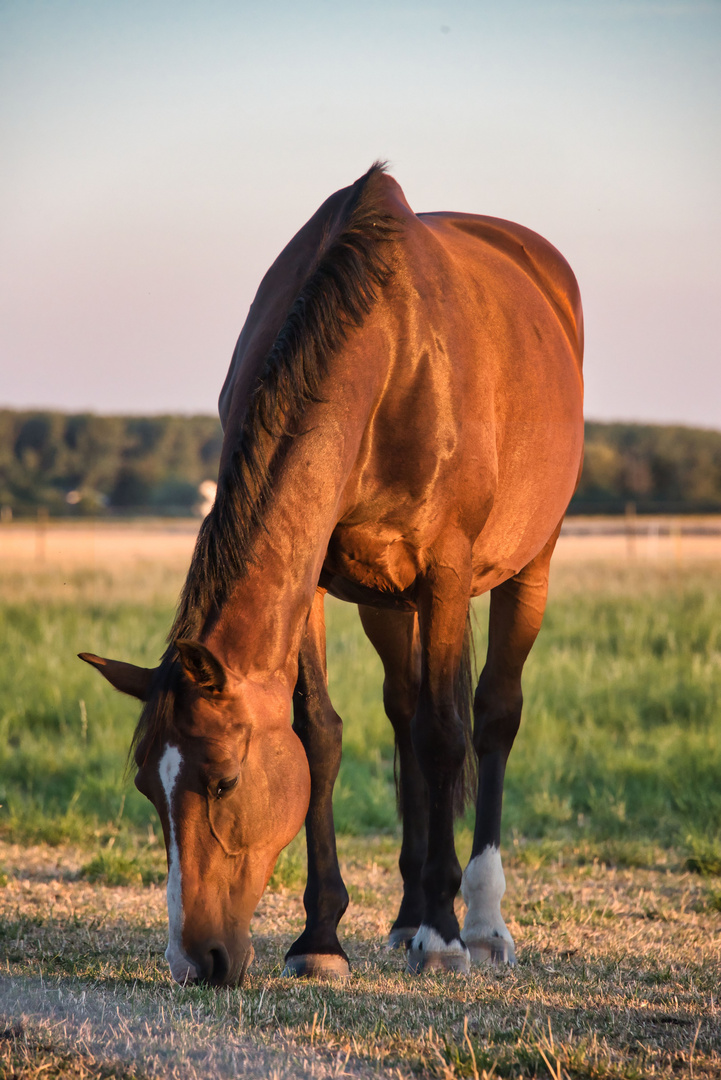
[[2, 837, 720, 1079], [1, 518, 720, 1078]]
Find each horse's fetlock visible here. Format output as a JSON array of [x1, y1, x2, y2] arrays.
[[421, 856, 462, 901]]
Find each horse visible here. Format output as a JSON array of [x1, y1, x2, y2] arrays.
[[80, 163, 583, 986]]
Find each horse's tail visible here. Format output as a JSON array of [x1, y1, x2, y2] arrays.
[[453, 605, 478, 818]]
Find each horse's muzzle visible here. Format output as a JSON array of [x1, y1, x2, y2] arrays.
[[186, 939, 254, 987]]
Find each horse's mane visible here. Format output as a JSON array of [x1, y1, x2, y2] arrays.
[[131, 162, 400, 761]]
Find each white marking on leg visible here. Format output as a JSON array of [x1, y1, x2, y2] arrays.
[[460, 845, 514, 946], [411, 925, 469, 957], [159, 744, 198, 984]]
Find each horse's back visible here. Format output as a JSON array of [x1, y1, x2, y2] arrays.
[[416, 211, 583, 365]]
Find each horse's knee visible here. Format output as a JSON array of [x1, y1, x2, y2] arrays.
[[472, 679, 523, 759]]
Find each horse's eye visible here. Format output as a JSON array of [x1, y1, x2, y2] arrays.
[[214, 775, 238, 800]]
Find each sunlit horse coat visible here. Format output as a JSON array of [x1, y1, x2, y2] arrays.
[[81, 164, 583, 984]]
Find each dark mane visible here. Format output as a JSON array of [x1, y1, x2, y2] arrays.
[[131, 162, 400, 761]]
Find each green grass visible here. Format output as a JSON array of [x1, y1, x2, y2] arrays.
[[1, 560, 720, 866], [79, 845, 167, 887], [499, 572, 721, 853]]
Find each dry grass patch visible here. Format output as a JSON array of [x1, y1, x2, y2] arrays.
[[2, 839, 720, 1079]]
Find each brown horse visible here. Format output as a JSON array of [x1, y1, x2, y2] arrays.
[[80, 163, 583, 985]]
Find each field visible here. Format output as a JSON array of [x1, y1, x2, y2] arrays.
[[1, 521, 720, 1078]]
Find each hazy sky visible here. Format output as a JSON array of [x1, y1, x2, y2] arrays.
[[1, 0, 719, 425]]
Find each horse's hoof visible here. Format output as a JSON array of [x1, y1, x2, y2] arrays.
[[464, 937, 516, 966], [387, 926, 419, 950], [406, 945, 470, 974], [406, 927, 470, 974], [282, 953, 350, 979]]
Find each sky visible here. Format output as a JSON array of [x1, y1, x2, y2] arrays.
[[1, 0, 720, 427]]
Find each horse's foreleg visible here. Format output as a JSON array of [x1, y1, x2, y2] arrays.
[[462, 528, 560, 966], [407, 540, 473, 973], [358, 605, 426, 949], [283, 588, 350, 979]]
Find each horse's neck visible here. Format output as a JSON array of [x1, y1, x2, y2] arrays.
[[203, 396, 362, 689]]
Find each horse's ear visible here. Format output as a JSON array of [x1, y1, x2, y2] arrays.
[[78, 653, 154, 701], [175, 640, 226, 695]]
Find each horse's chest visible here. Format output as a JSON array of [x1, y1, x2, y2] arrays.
[[322, 522, 423, 605]]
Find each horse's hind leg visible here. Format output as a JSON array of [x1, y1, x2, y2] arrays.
[[358, 605, 426, 949], [283, 588, 350, 979], [461, 529, 560, 966]]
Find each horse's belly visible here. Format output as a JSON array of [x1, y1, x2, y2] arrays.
[[469, 525, 554, 595], [469, 442, 582, 593]]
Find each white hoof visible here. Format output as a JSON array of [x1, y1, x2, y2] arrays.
[[460, 846, 516, 964], [406, 925, 470, 974], [464, 936, 516, 966]]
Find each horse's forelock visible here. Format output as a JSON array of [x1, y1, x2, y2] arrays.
[[128, 657, 181, 773]]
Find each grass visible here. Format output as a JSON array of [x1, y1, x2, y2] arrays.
[[1, 544, 721, 1075], [1, 836, 719, 1078], [1, 558, 720, 860]]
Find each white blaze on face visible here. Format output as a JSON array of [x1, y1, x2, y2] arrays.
[[158, 744, 198, 983], [460, 844, 515, 947]]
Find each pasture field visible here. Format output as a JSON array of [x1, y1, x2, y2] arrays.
[[1, 522, 721, 1077]]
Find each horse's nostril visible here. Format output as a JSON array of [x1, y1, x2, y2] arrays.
[[189, 940, 250, 986], [208, 945, 230, 985]]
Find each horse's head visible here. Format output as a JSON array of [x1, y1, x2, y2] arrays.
[[79, 642, 310, 986]]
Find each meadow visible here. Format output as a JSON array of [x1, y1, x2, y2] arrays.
[[1, 524, 720, 1077]]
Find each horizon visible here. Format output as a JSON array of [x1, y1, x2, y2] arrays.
[[2, 402, 720, 436], [2, 1, 719, 427]]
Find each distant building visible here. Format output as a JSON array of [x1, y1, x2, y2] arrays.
[[198, 480, 217, 517]]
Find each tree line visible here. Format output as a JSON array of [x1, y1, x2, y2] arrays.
[[577, 422, 721, 513], [0, 410, 223, 517], [1, 409, 720, 517]]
